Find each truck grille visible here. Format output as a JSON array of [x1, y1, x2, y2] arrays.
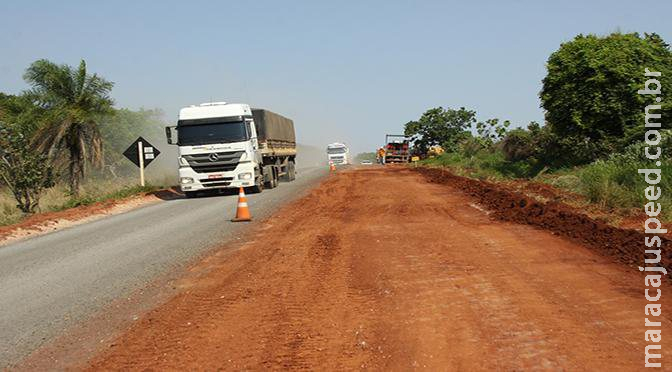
[[199, 176, 235, 188], [183, 151, 245, 174]]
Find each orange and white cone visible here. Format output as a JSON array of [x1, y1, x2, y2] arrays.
[[329, 162, 336, 172], [231, 187, 252, 222]]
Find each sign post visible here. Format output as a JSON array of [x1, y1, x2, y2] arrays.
[[138, 141, 145, 186], [123, 136, 160, 186]]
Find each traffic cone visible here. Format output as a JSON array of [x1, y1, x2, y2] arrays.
[[231, 187, 252, 222], [329, 162, 336, 172]]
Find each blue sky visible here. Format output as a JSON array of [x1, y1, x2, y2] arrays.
[[1, 0, 670, 154]]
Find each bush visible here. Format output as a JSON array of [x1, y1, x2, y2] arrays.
[[458, 136, 485, 158], [572, 131, 672, 215], [0, 124, 55, 213], [422, 149, 533, 179], [576, 158, 672, 215], [501, 128, 536, 162]]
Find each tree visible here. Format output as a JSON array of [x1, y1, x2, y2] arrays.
[[475, 118, 511, 148], [540, 32, 672, 156], [0, 123, 55, 213], [23, 59, 114, 196], [0, 93, 45, 137], [404, 107, 475, 154], [98, 108, 165, 178]]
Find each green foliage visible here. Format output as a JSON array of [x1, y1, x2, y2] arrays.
[[0, 123, 55, 213], [500, 121, 615, 171], [98, 108, 166, 177], [421, 149, 533, 179], [541, 32, 672, 156], [404, 107, 475, 154], [425, 125, 672, 220], [354, 152, 376, 162], [24, 59, 114, 196], [501, 127, 537, 163], [411, 33, 672, 220], [0, 59, 170, 219], [457, 135, 483, 158], [0, 92, 46, 137], [475, 118, 510, 148], [574, 158, 672, 217]]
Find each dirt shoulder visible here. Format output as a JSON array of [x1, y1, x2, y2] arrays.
[[0, 188, 181, 246], [74, 167, 672, 370], [416, 167, 671, 273]]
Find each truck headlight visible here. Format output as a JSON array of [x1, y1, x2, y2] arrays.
[[179, 157, 189, 167], [237, 172, 253, 180], [180, 177, 194, 184]]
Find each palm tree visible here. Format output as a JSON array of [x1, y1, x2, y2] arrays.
[[24, 59, 114, 196]]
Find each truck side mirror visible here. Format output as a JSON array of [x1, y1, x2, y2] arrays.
[[165, 126, 176, 145]]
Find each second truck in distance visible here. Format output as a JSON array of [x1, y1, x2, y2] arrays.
[[326, 142, 350, 165], [165, 102, 296, 197]]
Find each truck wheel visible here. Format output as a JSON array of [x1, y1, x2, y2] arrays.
[[281, 160, 296, 182], [265, 168, 279, 189], [288, 161, 296, 181], [265, 175, 277, 189], [249, 177, 264, 194]]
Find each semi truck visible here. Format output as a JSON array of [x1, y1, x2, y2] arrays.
[[384, 134, 411, 163], [165, 102, 296, 197], [326, 142, 350, 165]]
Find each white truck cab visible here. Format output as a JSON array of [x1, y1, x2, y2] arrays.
[[326, 142, 350, 165], [166, 102, 296, 197]]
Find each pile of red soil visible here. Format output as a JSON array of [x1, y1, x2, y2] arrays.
[[417, 167, 671, 272]]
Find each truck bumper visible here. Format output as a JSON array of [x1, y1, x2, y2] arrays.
[[328, 157, 347, 165], [178, 162, 257, 192]]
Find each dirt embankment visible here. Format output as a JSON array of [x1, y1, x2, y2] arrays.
[[416, 167, 671, 272], [75, 167, 672, 370]]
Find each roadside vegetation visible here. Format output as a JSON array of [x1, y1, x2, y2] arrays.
[[0, 60, 174, 226], [354, 152, 376, 162], [409, 32, 671, 222]]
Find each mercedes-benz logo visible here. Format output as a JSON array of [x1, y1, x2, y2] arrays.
[[208, 153, 219, 162]]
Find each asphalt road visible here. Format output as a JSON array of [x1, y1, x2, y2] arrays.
[[0, 166, 327, 367]]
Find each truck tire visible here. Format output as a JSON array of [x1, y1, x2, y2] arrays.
[[264, 166, 279, 189], [281, 160, 296, 182], [249, 177, 264, 194], [265, 173, 277, 189]]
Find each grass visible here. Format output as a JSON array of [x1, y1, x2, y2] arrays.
[[421, 151, 533, 180], [574, 160, 671, 214], [421, 150, 672, 222], [0, 177, 168, 227]]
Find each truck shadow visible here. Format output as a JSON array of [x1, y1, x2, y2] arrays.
[[150, 187, 239, 200]]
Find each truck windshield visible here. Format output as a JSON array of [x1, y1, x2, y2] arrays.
[[178, 122, 248, 146], [327, 148, 347, 154]]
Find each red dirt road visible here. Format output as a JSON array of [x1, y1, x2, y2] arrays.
[[86, 167, 672, 370]]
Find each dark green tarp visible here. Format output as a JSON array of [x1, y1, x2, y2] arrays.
[[251, 109, 295, 143]]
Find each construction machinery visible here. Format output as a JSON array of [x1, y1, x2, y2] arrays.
[[384, 134, 411, 163]]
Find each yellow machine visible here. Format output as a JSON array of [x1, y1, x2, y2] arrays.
[[427, 145, 444, 158]]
